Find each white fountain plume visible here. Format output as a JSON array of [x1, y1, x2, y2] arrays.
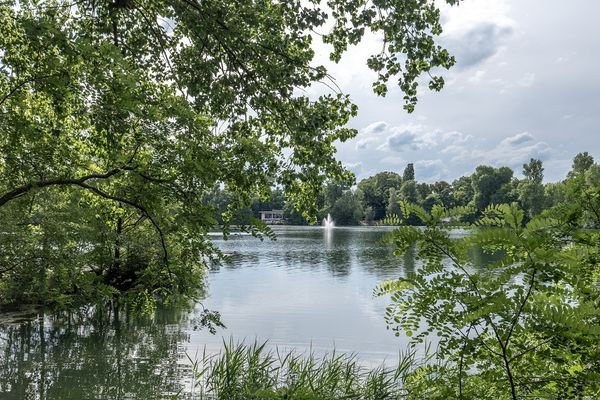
[[322, 213, 335, 229]]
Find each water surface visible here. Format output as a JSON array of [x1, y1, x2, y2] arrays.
[[193, 226, 411, 362], [0, 225, 418, 399]]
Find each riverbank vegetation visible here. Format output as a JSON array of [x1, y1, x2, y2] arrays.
[[210, 153, 598, 227], [374, 158, 600, 398], [192, 341, 430, 400], [1, 1, 599, 398], [0, 0, 458, 310]]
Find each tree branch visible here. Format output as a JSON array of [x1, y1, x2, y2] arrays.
[[0, 73, 64, 108], [0, 166, 135, 207]]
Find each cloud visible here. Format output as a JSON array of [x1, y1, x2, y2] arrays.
[[500, 132, 534, 147], [344, 162, 363, 176], [450, 133, 553, 171], [439, 130, 473, 144], [414, 159, 448, 181], [518, 72, 535, 87], [362, 121, 389, 135], [445, 23, 513, 69], [380, 156, 407, 166], [360, 123, 472, 154], [355, 137, 376, 150], [384, 130, 422, 152]]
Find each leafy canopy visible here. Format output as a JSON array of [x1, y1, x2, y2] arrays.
[[0, 0, 460, 306], [377, 197, 600, 399]]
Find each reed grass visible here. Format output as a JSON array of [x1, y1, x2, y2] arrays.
[[190, 340, 432, 400]]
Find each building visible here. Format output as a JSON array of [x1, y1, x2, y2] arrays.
[[259, 210, 284, 224]]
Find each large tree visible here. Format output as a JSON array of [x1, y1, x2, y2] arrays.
[[357, 171, 403, 221], [518, 159, 545, 219], [0, 0, 458, 306]]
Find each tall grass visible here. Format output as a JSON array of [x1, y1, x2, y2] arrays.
[[191, 340, 433, 400]]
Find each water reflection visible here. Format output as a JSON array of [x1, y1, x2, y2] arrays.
[[194, 226, 408, 364], [0, 305, 191, 400], [0, 226, 497, 398]]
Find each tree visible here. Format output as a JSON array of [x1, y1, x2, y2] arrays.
[[0, 0, 460, 307], [452, 176, 474, 208], [470, 166, 515, 212], [330, 191, 363, 225], [431, 181, 454, 209], [386, 187, 401, 217], [569, 152, 595, 177], [403, 163, 415, 181], [357, 172, 403, 221], [377, 202, 600, 399], [518, 159, 545, 219], [422, 192, 442, 212], [318, 180, 350, 220], [522, 158, 544, 184], [398, 180, 421, 225]]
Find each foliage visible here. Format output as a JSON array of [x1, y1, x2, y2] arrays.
[[330, 190, 364, 226], [470, 165, 516, 212], [517, 158, 545, 220], [357, 172, 403, 221], [0, 0, 462, 308], [402, 163, 415, 182], [193, 340, 438, 400], [522, 158, 544, 185], [376, 200, 600, 399]]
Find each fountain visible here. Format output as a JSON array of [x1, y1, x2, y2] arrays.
[[322, 213, 335, 229]]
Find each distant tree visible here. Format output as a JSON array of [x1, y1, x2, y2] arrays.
[[386, 188, 401, 217], [283, 203, 309, 225], [403, 163, 415, 181], [452, 176, 474, 207], [569, 152, 595, 177], [416, 182, 432, 202], [399, 180, 421, 224], [523, 158, 544, 184], [399, 180, 420, 204], [431, 181, 453, 208], [364, 206, 375, 225], [357, 172, 402, 220], [543, 182, 566, 209], [422, 192, 442, 212], [251, 189, 285, 217], [519, 159, 545, 219], [330, 191, 364, 225], [471, 166, 515, 212], [319, 181, 350, 219]]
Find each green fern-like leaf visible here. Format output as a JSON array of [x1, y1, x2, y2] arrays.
[[374, 278, 413, 297]]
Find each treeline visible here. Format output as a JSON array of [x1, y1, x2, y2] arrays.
[[216, 152, 598, 226]]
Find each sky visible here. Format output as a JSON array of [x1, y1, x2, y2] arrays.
[[309, 0, 600, 183]]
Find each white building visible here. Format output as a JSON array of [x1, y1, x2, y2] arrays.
[[259, 210, 284, 224]]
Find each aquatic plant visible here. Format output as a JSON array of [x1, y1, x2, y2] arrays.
[[191, 340, 436, 400]]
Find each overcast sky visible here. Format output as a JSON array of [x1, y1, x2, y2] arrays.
[[310, 0, 600, 183]]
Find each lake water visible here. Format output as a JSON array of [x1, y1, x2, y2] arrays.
[[0, 226, 420, 399]]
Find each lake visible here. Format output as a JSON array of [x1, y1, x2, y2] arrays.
[[0, 226, 420, 399]]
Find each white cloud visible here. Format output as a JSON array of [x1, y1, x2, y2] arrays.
[[500, 132, 534, 147], [355, 137, 376, 150], [414, 159, 448, 181], [450, 133, 553, 171], [344, 162, 363, 176], [444, 23, 514, 69], [361, 121, 389, 135], [383, 130, 423, 152], [330, 0, 600, 183], [518, 72, 535, 87]]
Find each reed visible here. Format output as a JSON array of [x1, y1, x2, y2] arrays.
[[191, 340, 431, 400]]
